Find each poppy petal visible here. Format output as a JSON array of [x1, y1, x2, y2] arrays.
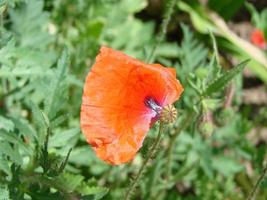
[[80, 46, 183, 165], [251, 29, 266, 49]]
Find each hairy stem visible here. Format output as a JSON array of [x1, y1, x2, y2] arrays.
[[247, 163, 267, 200], [145, 0, 178, 63], [124, 122, 164, 200], [166, 110, 194, 180]]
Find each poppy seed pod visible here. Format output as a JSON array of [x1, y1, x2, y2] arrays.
[[160, 104, 177, 124]]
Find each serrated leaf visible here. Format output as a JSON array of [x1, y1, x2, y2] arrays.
[[0, 39, 16, 69], [9, 0, 52, 49], [203, 59, 249, 96], [0, 116, 14, 132], [178, 23, 208, 72], [54, 172, 109, 200], [29, 101, 48, 144], [0, 130, 32, 155], [50, 114, 70, 129], [55, 172, 84, 192], [44, 49, 69, 120], [49, 128, 79, 148], [0, 156, 11, 175], [11, 116, 37, 141], [0, 141, 22, 165]]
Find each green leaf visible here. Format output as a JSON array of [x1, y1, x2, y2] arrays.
[[0, 141, 22, 165], [30, 101, 48, 144], [120, 0, 147, 13], [79, 186, 108, 200], [9, 0, 52, 49], [203, 59, 249, 96], [212, 156, 243, 176], [68, 147, 99, 166], [177, 24, 208, 72], [49, 128, 79, 148], [0, 116, 14, 132], [50, 114, 70, 129], [0, 185, 10, 200], [0, 39, 16, 69], [11, 116, 37, 142], [155, 43, 180, 58], [55, 172, 84, 192], [245, 2, 261, 27], [44, 49, 69, 120], [0, 130, 32, 155], [54, 172, 108, 199], [0, 0, 25, 7], [0, 156, 10, 175]]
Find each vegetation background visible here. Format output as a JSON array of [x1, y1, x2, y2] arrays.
[[0, 0, 267, 199]]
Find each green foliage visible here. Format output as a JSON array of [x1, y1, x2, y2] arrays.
[[208, 0, 244, 20], [44, 48, 69, 120], [0, 0, 266, 200], [0, 0, 25, 8], [246, 2, 267, 37], [177, 23, 208, 73], [0, 185, 9, 200], [178, 0, 267, 83], [203, 59, 249, 96]]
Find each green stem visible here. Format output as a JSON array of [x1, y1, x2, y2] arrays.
[[145, 0, 178, 63], [166, 110, 194, 180], [247, 163, 267, 200], [0, 5, 4, 28], [124, 122, 165, 200]]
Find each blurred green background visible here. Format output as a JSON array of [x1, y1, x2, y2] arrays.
[[0, 0, 267, 199]]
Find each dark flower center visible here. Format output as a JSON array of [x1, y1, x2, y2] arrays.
[[144, 96, 162, 115]]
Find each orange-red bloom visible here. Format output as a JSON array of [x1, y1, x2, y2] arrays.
[[251, 29, 266, 49], [80, 47, 183, 165]]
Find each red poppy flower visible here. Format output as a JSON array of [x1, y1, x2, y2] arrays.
[[251, 29, 266, 49], [80, 47, 183, 165]]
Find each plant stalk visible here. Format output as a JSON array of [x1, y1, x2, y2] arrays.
[[124, 122, 164, 200], [145, 0, 178, 63], [247, 162, 267, 200], [166, 110, 194, 180]]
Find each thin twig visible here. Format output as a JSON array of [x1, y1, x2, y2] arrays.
[[124, 122, 164, 200], [145, 0, 178, 63], [58, 148, 73, 174], [247, 162, 267, 200]]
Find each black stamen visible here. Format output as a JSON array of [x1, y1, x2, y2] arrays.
[[144, 96, 162, 114]]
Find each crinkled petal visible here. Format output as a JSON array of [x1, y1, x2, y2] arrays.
[[80, 46, 183, 165]]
